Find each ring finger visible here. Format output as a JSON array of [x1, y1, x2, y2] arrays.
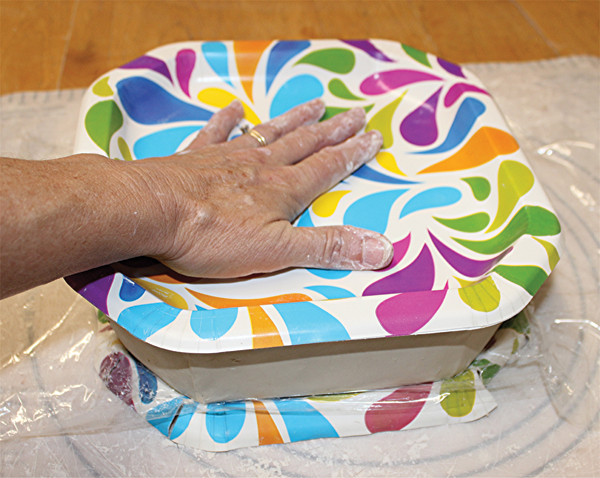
[[224, 98, 326, 151]]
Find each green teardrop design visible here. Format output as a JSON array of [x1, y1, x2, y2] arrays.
[[320, 104, 374, 122], [434, 212, 490, 233], [296, 48, 355, 74], [453, 206, 561, 255], [493, 265, 548, 296], [462, 177, 491, 201], [500, 310, 530, 335], [402, 44, 432, 67], [85, 100, 123, 156], [481, 364, 501, 385], [328, 79, 364, 100], [97, 309, 109, 324]]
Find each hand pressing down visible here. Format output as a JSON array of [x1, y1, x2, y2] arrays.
[[0, 98, 392, 298], [137, 98, 392, 278]]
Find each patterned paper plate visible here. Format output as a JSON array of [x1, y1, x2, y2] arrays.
[[69, 39, 562, 354]]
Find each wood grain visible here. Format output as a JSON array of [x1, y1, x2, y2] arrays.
[[516, 0, 600, 57], [0, 0, 76, 94], [1, 0, 599, 94], [410, 0, 557, 62]]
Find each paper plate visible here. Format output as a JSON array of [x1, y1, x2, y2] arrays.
[[70, 39, 562, 354]]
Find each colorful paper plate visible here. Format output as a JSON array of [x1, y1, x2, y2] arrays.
[[70, 40, 562, 354]]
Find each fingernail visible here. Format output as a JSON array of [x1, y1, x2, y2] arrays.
[[364, 130, 383, 156], [228, 99, 243, 112], [306, 98, 326, 115], [346, 107, 365, 120], [363, 236, 394, 269]]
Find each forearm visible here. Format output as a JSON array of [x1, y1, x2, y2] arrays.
[[0, 155, 167, 298], [0, 101, 392, 300]]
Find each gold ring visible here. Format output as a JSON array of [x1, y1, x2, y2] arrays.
[[242, 126, 268, 147]]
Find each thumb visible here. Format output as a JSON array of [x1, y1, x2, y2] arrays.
[[281, 225, 394, 271]]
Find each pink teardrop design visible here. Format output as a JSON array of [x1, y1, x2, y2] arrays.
[[176, 49, 196, 98], [378, 234, 411, 272], [375, 283, 449, 336], [365, 383, 433, 433], [364, 244, 434, 296]]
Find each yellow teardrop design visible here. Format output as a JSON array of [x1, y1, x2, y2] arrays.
[[456, 276, 501, 312], [132, 279, 189, 310], [92, 77, 114, 97], [312, 190, 351, 217], [197, 88, 261, 125], [376, 151, 406, 176], [440, 369, 476, 417], [533, 237, 560, 270]]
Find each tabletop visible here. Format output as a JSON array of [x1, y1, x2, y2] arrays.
[[1, 0, 599, 95]]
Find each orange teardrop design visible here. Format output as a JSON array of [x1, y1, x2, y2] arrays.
[[233, 41, 272, 102], [248, 306, 284, 349], [252, 400, 284, 446], [418, 127, 519, 174], [185, 289, 311, 308]]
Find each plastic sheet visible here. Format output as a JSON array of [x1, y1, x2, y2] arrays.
[[0, 56, 598, 476]]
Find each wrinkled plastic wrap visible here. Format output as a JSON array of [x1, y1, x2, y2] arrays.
[[1, 56, 598, 476]]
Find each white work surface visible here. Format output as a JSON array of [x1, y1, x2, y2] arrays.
[[1, 56, 598, 477]]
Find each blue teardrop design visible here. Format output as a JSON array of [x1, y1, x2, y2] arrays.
[[117, 77, 213, 124], [201, 42, 234, 87], [273, 399, 339, 442], [307, 269, 352, 280], [190, 308, 238, 340], [343, 190, 408, 234], [117, 303, 179, 341], [273, 302, 350, 345], [135, 361, 158, 404], [119, 277, 145, 301], [304, 285, 355, 299], [296, 209, 315, 227], [270, 75, 323, 118], [169, 401, 199, 440], [353, 165, 419, 185], [133, 126, 202, 159], [414, 98, 486, 155], [266, 41, 310, 93], [399, 187, 462, 219], [206, 402, 246, 443], [146, 398, 182, 437]]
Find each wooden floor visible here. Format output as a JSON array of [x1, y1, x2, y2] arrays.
[[1, 0, 598, 95]]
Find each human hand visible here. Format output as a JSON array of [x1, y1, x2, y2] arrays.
[[131, 98, 392, 279]]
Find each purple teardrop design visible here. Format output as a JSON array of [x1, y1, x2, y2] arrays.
[[375, 286, 448, 336], [65, 266, 115, 316], [378, 234, 411, 272], [444, 83, 489, 107], [429, 231, 512, 278], [176, 49, 196, 97], [342, 40, 395, 62], [120, 56, 173, 83], [437, 58, 465, 78], [400, 87, 442, 146], [360, 70, 442, 96], [363, 244, 434, 296]]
